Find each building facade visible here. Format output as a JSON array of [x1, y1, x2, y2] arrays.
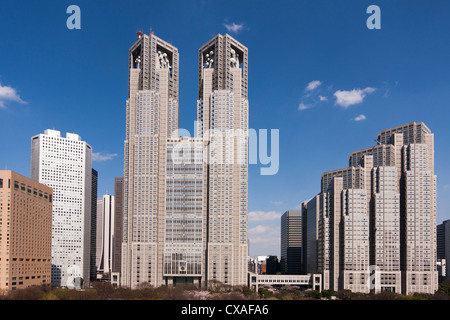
[[198, 34, 249, 287], [113, 177, 124, 274], [303, 196, 320, 274], [90, 169, 98, 282], [31, 129, 92, 287], [306, 122, 437, 294], [437, 219, 450, 281], [121, 32, 248, 288], [280, 210, 303, 275], [96, 195, 115, 275], [0, 171, 52, 292]]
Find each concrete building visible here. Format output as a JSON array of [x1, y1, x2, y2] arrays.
[[31, 129, 92, 287], [280, 210, 303, 275], [96, 195, 115, 276], [198, 33, 249, 287], [248, 272, 322, 292], [307, 122, 437, 295], [0, 171, 53, 292], [121, 32, 248, 288]]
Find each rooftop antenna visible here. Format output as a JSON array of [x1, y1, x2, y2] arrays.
[[150, 26, 154, 35]]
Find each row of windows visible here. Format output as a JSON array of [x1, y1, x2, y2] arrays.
[[0, 180, 52, 203]]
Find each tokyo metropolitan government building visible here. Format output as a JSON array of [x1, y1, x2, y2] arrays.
[[121, 31, 249, 288]]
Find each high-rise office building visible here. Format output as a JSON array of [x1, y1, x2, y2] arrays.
[[121, 32, 248, 288], [280, 210, 303, 275], [0, 171, 52, 292], [303, 196, 320, 274], [90, 169, 98, 282], [437, 220, 450, 280], [31, 129, 92, 287], [305, 122, 437, 294], [198, 34, 249, 286], [113, 177, 124, 274], [96, 194, 115, 275]]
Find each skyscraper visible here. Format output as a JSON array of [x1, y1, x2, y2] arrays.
[[280, 210, 303, 275], [437, 220, 450, 280], [113, 177, 124, 274], [31, 129, 92, 287], [96, 194, 115, 275], [198, 34, 249, 286], [121, 32, 248, 288], [90, 169, 98, 282], [306, 122, 437, 294], [0, 171, 53, 292]]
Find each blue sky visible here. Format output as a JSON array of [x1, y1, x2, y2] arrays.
[[1, 0, 450, 257]]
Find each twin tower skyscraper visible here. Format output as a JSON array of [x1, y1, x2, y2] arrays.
[[121, 32, 249, 288]]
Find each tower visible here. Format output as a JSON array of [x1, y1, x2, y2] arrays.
[[198, 34, 249, 286], [121, 32, 249, 288], [31, 129, 92, 287], [122, 32, 179, 288]]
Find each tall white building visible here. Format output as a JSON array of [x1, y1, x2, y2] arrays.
[[96, 194, 115, 275], [121, 32, 248, 288], [31, 129, 92, 287]]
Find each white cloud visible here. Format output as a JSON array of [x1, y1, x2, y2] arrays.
[[224, 22, 244, 34], [334, 87, 376, 108], [0, 83, 26, 109], [298, 102, 310, 111], [305, 80, 322, 91], [92, 152, 118, 162], [319, 95, 328, 101], [354, 114, 367, 121], [249, 225, 271, 235], [248, 211, 281, 222]]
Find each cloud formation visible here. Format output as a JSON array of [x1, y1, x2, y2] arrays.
[[0, 83, 26, 109], [298, 102, 310, 111], [305, 80, 322, 92], [92, 152, 118, 162], [224, 22, 244, 34], [249, 225, 271, 235], [334, 87, 376, 108], [353, 114, 367, 121]]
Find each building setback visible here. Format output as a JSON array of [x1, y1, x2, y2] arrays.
[[0, 171, 53, 292], [121, 32, 248, 288], [31, 129, 92, 287], [303, 122, 438, 295]]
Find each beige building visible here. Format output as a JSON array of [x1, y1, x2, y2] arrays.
[[198, 34, 249, 287], [0, 171, 52, 292], [121, 32, 248, 288], [308, 122, 437, 295]]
